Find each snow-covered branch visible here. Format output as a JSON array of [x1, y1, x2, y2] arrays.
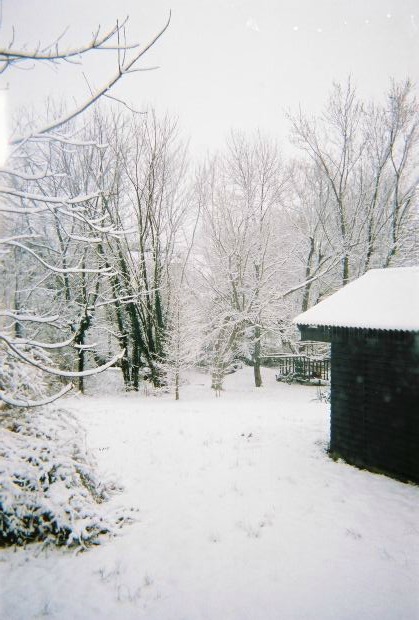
[[0, 384, 73, 408], [0, 185, 100, 205], [0, 18, 134, 69], [0, 310, 60, 324], [4, 240, 114, 274], [1, 334, 124, 377], [9, 14, 171, 145]]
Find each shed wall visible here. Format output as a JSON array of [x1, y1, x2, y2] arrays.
[[330, 334, 419, 483]]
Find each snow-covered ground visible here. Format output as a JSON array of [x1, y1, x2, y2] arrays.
[[1, 367, 418, 620]]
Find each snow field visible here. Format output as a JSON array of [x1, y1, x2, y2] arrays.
[[1, 367, 418, 619]]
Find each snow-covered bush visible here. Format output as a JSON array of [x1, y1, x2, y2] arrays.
[[0, 407, 133, 549]]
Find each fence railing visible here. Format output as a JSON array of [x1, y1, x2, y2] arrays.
[[262, 355, 330, 381]]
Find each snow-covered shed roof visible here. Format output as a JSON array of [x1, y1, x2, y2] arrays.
[[294, 267, 419, 332]]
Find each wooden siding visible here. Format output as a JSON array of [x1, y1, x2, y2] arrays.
[[330, 334, 419, 483]]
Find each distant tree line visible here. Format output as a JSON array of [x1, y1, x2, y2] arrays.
[[1, 17, 417, 403]]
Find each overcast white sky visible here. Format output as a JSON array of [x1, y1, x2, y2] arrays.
[[2, 0, 419, 156]]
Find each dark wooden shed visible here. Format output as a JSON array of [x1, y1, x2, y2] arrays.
[[294, 267, 419, 483]]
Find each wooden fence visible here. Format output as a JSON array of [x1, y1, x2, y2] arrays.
[[262, 355, 330, 381]]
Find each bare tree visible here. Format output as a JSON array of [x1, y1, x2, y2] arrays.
[[71, 107, 190, 390], [289, 79, 365, 287], [288, 78, 419, 303], [197, 131, 289, 389], [0, 15, 171, 406]]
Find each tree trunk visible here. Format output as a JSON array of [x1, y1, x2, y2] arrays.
[[342, 253, 350, 286], [111, 285, 131, 388], [253, 324, 262, 387], [301, 236, 315, 311], [175, 370, 180, 401], [75, 314, 91, 393]]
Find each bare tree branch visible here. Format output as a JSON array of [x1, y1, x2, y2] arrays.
[[9, 13, 172, 145]]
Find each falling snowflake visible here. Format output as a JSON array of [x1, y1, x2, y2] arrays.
[[246, 18, 260, 32]]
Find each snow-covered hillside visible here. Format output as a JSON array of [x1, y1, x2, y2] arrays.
[[1, 368, 418, 620]]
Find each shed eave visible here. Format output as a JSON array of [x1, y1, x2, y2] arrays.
[[297, 323, 419, 344], [296, 321, 419, 333]]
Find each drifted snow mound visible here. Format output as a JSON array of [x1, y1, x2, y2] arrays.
[[0, 406, 133, 549]]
